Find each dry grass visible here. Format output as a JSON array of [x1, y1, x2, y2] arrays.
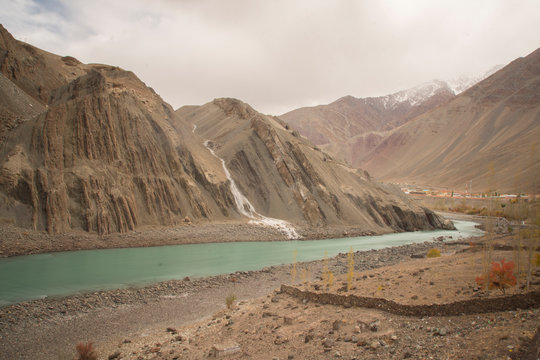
[[426, 248, 441, 258], [225, 294, 237, 309]]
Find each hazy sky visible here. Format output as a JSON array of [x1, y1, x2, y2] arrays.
[[1, 0, 539, 114]]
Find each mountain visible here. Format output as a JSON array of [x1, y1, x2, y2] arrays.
[[361, 48, 540, 193], [448, 65, 505, 95], [0, 25, 236, 234], [0, 24, 447, 236], [280, 81, 455, 167], [177, 98, 450, 232]]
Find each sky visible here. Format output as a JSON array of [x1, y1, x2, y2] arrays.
[[1, 0, 539, 115]]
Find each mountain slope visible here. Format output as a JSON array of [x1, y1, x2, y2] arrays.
[[0, 25, 235, 234], [178, 98, 448, 232], [361, 47, 540, 193], [280, 81, 454, 166], [0, 24, 448, 236], [448, 65, 504, 95]]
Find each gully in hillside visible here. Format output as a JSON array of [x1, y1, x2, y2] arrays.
[[193, 125, 300, 239]]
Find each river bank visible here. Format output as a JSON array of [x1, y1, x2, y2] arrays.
[[0, 233, 480, 360], [0, 220, 403, 258], [0, 219, 478, 307]]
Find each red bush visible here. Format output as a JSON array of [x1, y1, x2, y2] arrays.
[[476, 258, 517, 294], [76, 342, 97, 360]]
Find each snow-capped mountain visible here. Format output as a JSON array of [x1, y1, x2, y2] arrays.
[[280, 80, 455, 167], [360, 48, 539, 193], [448, 65, 504, 94], [372, 64, 504, 110], [280, 64, 506, 168], [375, 80, 453, 110]]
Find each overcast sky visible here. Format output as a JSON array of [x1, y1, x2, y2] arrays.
[[1, 0, 539, 114]]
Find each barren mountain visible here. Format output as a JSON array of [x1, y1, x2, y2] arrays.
[[280, 81, 454, 167], [177, 98, 448, 232], [0, 25, 236, 234], [361, 47, 540, 193], [0, 24, 447, 236]]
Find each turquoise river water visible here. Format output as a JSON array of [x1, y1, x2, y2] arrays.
[[0, 220, 483, 306]]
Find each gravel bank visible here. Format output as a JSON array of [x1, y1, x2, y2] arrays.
[[0, 221, 387, 258], [0, 237, 466, 360]]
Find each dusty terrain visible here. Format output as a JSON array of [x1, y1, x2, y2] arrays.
[[1, 226, 539, 360]]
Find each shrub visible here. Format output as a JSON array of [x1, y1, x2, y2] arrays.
[[328, 271, 334, 287], [426, 248, 441, 258], [76, 342, 97, 360], [476, 258, 517, 294], [225, 294, 237, 309], [301, 266, 312, 286]]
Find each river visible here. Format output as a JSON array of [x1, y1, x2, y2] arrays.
[[0, 220, 482, 306]]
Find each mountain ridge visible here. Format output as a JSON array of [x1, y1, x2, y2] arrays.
[[281, 49, 538, 193], [361, 47, 540, 193], [0, 25, 448, 235], [0, 25, 236, 234], [280, 80, 455, 166], [178, 98, 448, 232]]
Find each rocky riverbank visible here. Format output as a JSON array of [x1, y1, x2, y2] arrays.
[[100, 233, 539, 360], [1, 235, 471, 360], [0, 220, 403, 258]]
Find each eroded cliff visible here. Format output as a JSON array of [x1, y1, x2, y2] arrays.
[[0, 26, 234, 234]]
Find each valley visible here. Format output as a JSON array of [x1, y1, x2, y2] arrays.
[[0, 220, 481, 306], [0, 17, 539, 360]]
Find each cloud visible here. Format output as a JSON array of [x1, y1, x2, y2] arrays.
[[1, 0, 539, 114]]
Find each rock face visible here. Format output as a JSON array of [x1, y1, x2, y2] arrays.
[[0, 25, 234, 234], [280, 81, 454, 167], [0, 25, 447, 235], [179, 98, 448, 231]]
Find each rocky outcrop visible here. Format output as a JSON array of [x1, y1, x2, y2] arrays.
[[250, 117, 328, 225]]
